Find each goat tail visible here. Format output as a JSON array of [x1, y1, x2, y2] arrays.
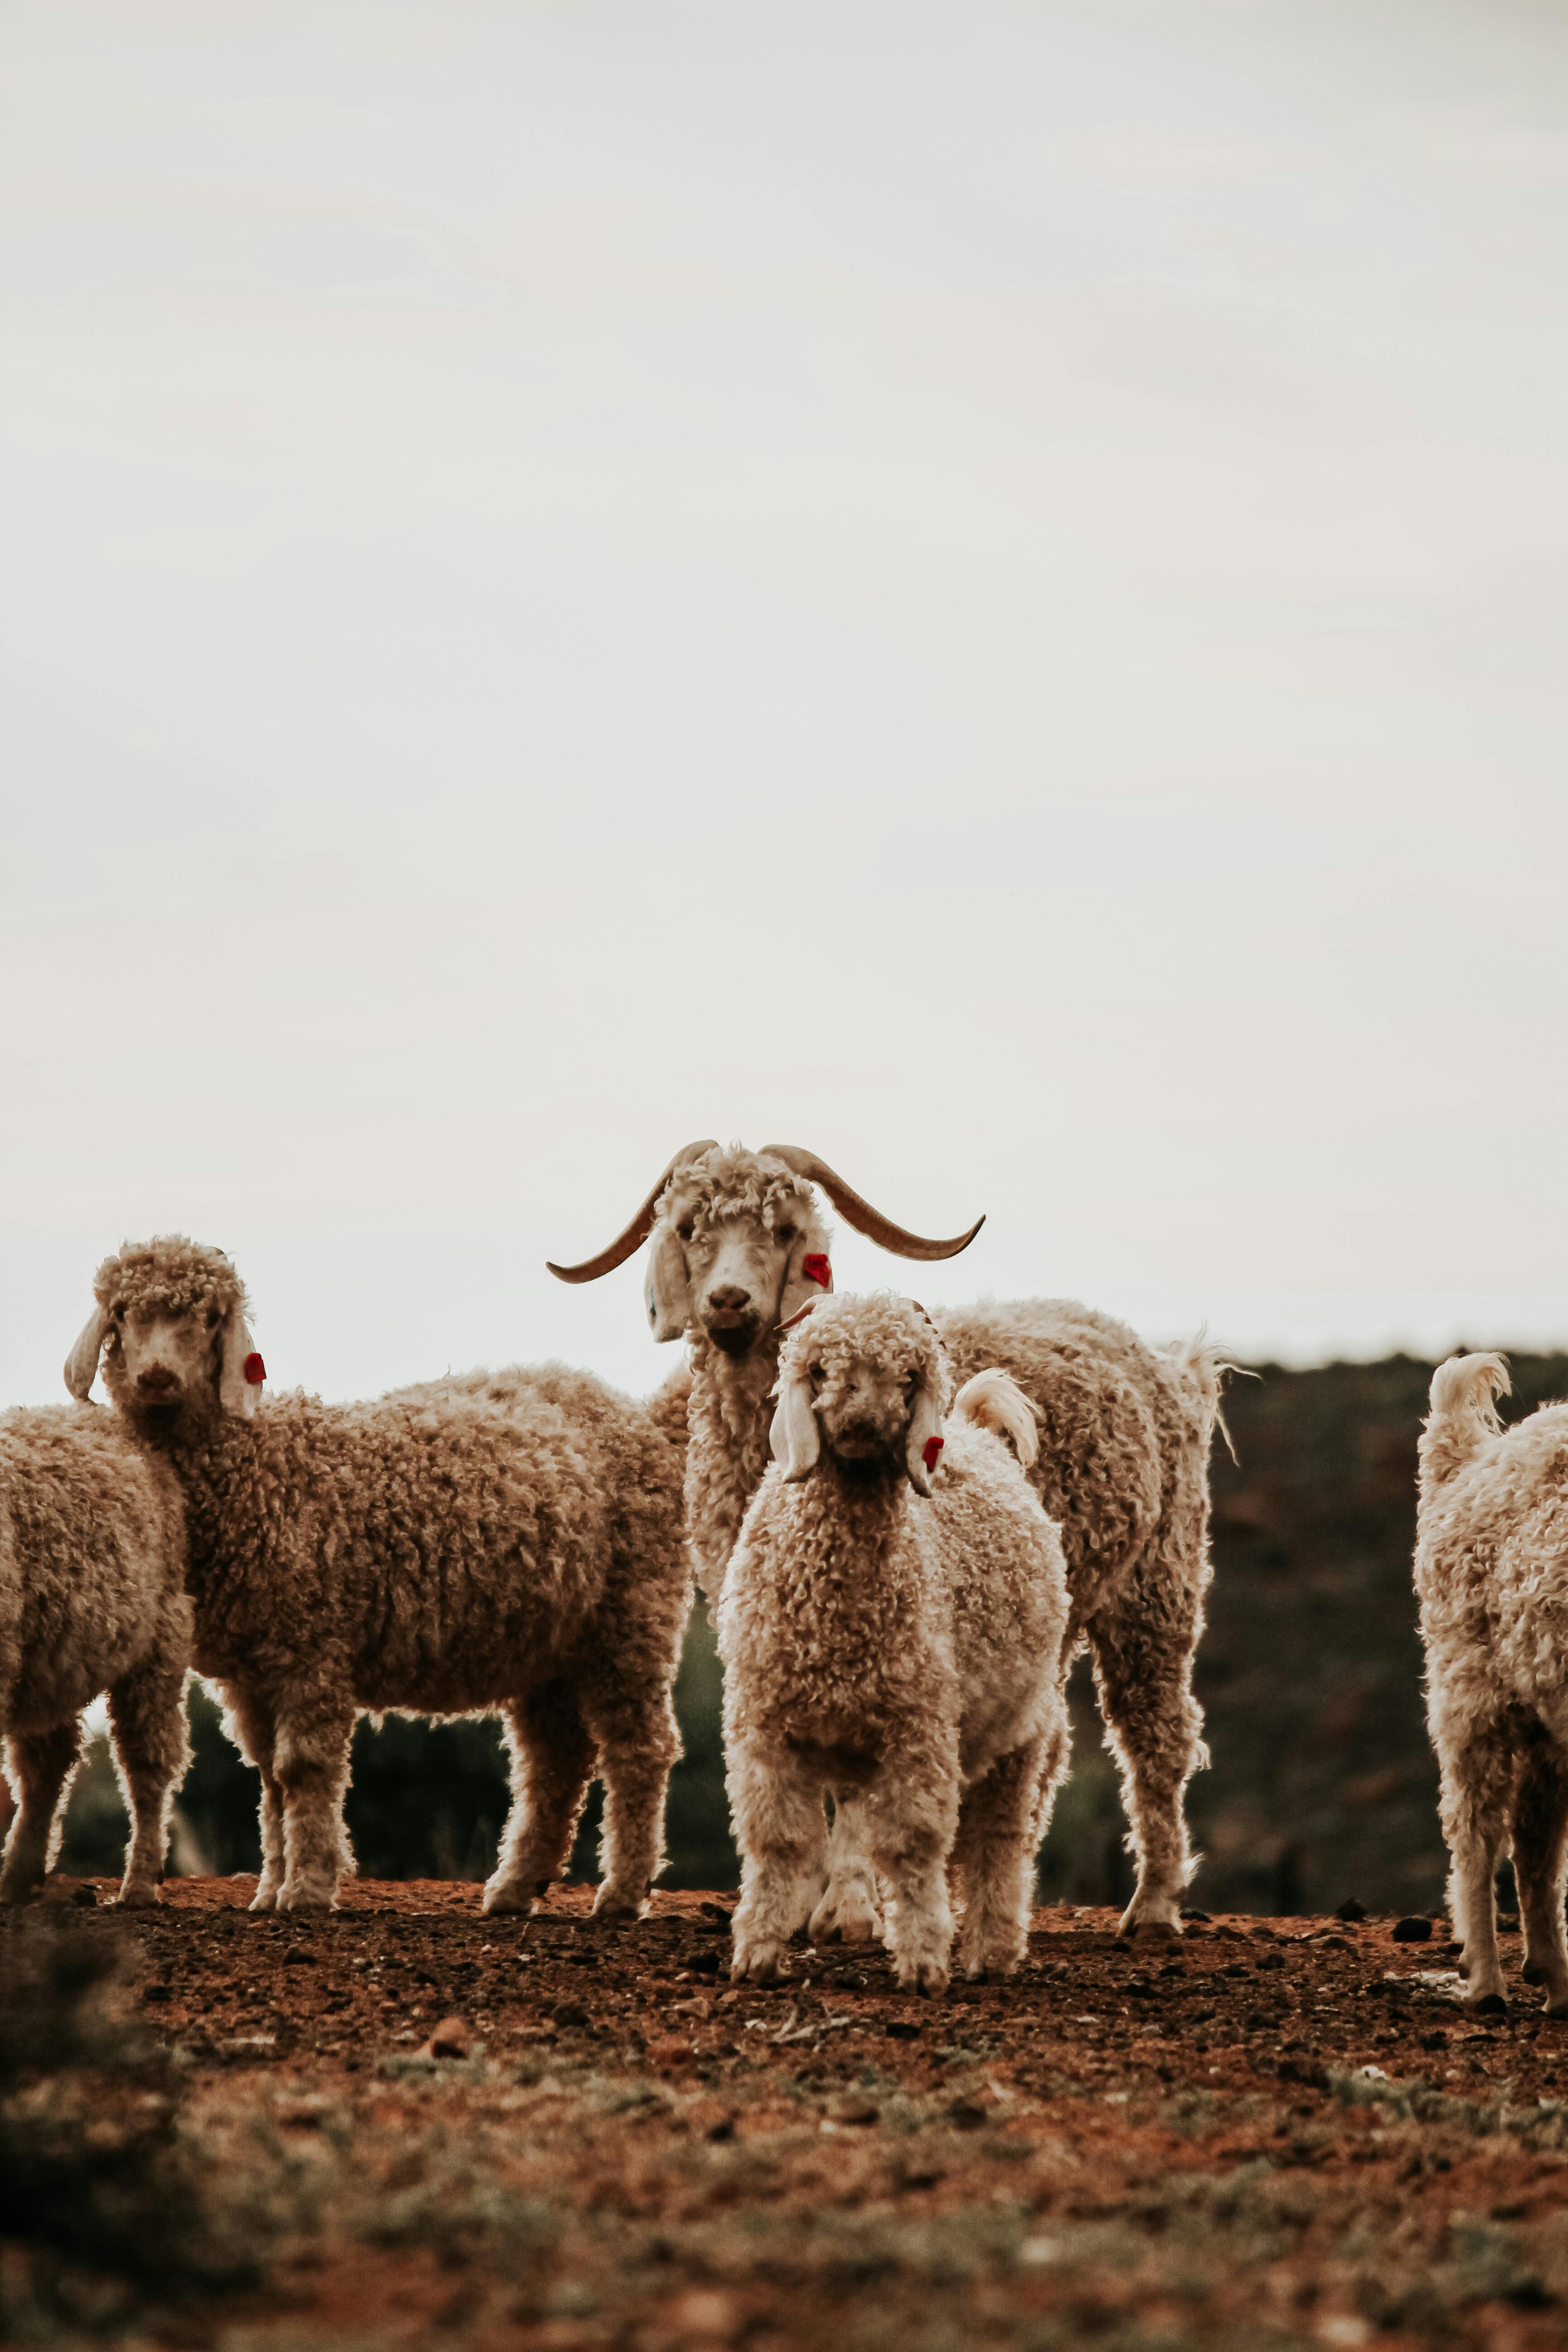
[[952, 1367, 1040, 1469], [1421, 1352, 1510, 1497], [1163, 1327, 1256, 1465]]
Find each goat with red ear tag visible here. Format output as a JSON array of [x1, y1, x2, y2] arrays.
[[719, 1293, 1069, 1997], [78, 1234, 691, 1921], [549, 1139, 1227, 1945]]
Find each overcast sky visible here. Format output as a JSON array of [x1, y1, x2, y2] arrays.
[[3, 0, 1566, 1409]]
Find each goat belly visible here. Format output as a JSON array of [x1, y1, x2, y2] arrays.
[[783, 1734, 882, 1785]]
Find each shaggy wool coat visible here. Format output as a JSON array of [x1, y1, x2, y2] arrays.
[[82, 1237, 690, 1916], [0, 1404, 191, 1904], [665, 1147, 1223, 1934], [719, 1294, 1071, 1992], [1416, 1355, 1568, 2014]]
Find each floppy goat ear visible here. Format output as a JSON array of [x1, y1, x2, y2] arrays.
[[905, 1359, 946, 1497], [217, 1309, 265, 1419], [770, 1355, 821, 1484], [643, 1225, 692, 1343], [64, 1308, 107, 1402]]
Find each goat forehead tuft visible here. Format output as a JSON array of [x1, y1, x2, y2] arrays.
[[93, 1235, 248, 1323], [779, 1293, 946, 1387], [662, 1149, 821, 1236]]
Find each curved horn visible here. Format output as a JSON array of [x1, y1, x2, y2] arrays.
[[760, 1147, 985, 1263], [546, 1140, 719, 1284]]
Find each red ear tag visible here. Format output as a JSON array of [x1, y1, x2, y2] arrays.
[[922, 1435, 944, 1473], [803, 1254, 831, 1289], [243, 1352, 266, 1385]]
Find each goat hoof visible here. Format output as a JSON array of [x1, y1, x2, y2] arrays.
[[1471, 1992, 1508, 2015], [809, 1886, 882, 1946], [895, 1959, 949, 1998], [1521, 1960, 1549, 1986], [730, 1938, 785, 1985], [481, 1882, 532, 1916], [115, 1885, 159, 1909], [591, 1888, 644, 1923]]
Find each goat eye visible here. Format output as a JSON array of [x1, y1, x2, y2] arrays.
[[676, 1221, 695, 1245], [111, 1302, 125, 1321], [776, 1223, 796, 1245], [206, 1306, 222, 1330], [808, 1363, 824, 1383]]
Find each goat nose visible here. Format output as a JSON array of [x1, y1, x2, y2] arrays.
[[708, 1285, 751, 1312], [137, 1364, 177, 1394]]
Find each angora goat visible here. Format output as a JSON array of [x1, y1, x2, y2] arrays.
[[719, 1294, 1071, 1995], [0, 1405, 191, 1906], [1416, 1354, 1568, 2015], [550, 1140, 1224, 1938], [67, 1238, 690, 1918]]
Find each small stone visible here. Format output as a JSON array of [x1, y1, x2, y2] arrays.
[[946, 2098, 988, 2131], [688, 2097, 735, 2137], [663, 2289, 737, 2341], [551, 2001, 590, 2029], [426, 2014, 473, 2058], [142, 1982, 172, 2003], [827, 2094, 880, 2126], [885, 2019, 922, 2040], [71, 1883, 98, 1908], [1392, 1917, 1433, 1944], [1334, 1898, 1367, 1924], [646, 2034, 694, 2068], [283, 1945, 315, 1966], [689, 1950, 722, 1975]]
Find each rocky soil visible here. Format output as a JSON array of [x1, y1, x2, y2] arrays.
[[6, 1877, 1568, 2352]]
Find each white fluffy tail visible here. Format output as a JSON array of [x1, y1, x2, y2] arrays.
[[1421, 1352, 1510, 1496], [952, 1368, 1040, 1468], [1164, 1329, 1254, 1464]]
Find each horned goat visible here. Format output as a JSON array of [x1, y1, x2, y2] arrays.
[[0, 1404, 191, 1906], [67, 1238, 690, 1918], [1416, 1353, 1568, 2015], [720, 1294, 1070, 1994], [550, 1141, 1225, 1939]]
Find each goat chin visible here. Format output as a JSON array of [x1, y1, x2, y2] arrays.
[[708, 1326, 757, 1359], [824, 1448, 902, 1487]]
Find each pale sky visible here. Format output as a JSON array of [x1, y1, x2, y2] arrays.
[[3, 0, 1567, 1410]]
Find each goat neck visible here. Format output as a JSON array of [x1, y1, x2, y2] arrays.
[[120, 1404, 279, 1670], [685, 1329, 780, 1596]]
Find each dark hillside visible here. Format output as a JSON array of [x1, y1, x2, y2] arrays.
[[45, 1349, 1568, 1916]]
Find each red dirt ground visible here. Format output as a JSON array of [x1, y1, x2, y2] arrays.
[[10, 1875, 1568, 2352]]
